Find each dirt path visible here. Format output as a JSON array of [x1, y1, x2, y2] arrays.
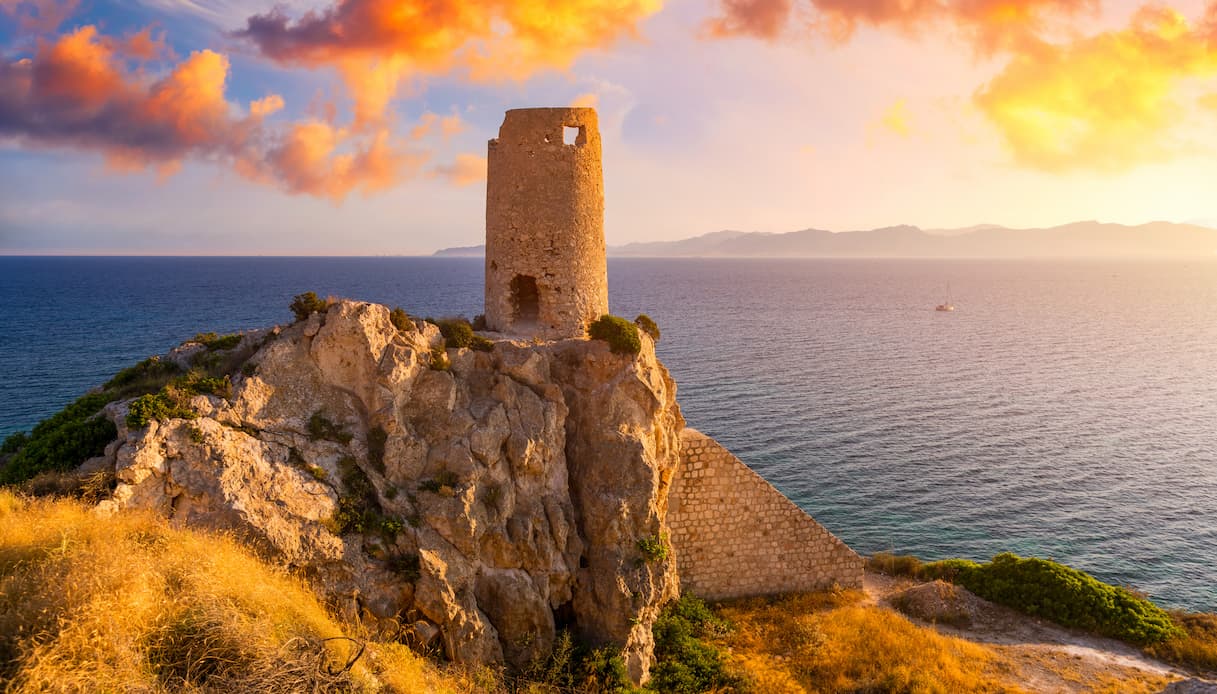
[[862, 572, 1216, 693]]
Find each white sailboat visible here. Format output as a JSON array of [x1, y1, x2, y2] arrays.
[[935, 284, 955, 312]]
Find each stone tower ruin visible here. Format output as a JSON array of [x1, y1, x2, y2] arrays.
[[484, 107, 608, 340]]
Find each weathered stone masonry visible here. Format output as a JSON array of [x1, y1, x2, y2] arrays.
[[667, 429, 863, 600], [484, 108, 608, 340]]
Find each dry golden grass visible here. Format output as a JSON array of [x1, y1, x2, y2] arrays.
[[1146, 611, 1217, 677], [712, 590, 1028, 694], [0, 490, 471, 693]]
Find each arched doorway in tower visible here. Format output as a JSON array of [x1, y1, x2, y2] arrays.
[[510, 274, 540, 326]]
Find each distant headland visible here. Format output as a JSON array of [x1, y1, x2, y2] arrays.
[[434, 221, 1217, 259]]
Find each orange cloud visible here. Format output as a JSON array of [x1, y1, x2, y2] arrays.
[[704, 0, 1096, 51], [250, 94, 285, 118], [571, 92, 599, 108], [0, 25, 440, 199], [409, 111, 465, 140], [975, 5, 1217, 171], [111, 26, 172, 61], [430, 152, 487, 186], [233, 0, 662, 122], [244, 121, 421, 199]]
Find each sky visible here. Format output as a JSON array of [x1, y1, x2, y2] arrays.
[[2, 0, 1217, 254]]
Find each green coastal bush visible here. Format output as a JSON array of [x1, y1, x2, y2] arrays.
[[866, 552, 925, 578], [191, 332, 243, 351], [2, 352, 229, 484], [289, 292, 327, 322], [0, 392, 118, 484], [428, 347, 450, 371], [436, 318, 474, 349], [648, 595, 742, 693], [588, 315, 642, 356], [126, 391, 197, 429], [306, 412, 353, 444], [389, 307, 414, 332], [920, 552, 1181, 645], [124, 370, 234, 430], [634, 314, 660, 341], [103, 356, 182, 398], [637, 534, 670, 564], [525, 630, 635, 693]]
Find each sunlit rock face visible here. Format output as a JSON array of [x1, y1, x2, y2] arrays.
[[96, 299, 682, 682]]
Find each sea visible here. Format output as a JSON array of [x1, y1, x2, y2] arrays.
[[2, 256, 1215, 612]]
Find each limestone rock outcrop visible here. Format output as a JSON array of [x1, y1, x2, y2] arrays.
[[95, 300, 683, 681]]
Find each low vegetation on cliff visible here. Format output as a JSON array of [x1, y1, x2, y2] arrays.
[[588, 315, 642, 355], [0, 327, 253, 486], [0, 488, 1198, 693], [0, 490, 465, 693], [869, 552, 1217, 677]]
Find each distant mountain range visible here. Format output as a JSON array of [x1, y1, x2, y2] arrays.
[[433, 221, 1217, 259]]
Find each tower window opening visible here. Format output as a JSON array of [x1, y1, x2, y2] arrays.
[[510, 275, 540, 323], [563, 126, 582, 146]]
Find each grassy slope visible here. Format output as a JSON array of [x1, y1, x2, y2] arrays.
[[710, 590, 1181, 694], [712, 591, 1026, 693], [0, 490, 472, 693], [0, 489, 1198, 693], [869, 552, 1217, 679]]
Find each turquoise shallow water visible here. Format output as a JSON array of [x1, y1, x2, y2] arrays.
[[2, 256, 1215, 611]]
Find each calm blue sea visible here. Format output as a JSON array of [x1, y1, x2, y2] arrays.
[[2, 256, 1216, 612]]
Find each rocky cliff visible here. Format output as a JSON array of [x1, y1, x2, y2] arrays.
[[89, 300, 683, 682]]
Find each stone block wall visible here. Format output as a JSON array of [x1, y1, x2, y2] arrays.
[[666, 428, 863, 600]]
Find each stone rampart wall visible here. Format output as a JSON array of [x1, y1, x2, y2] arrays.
[[667, 429, 863, 600]]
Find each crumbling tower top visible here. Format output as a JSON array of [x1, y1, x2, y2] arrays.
[[484, 107, 608, 340]]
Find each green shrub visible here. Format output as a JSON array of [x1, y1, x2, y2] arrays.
[[867, 552, 926, 578], [637, 534, 670, 564], [306, 412, 353, 444], [289, 292, 327, 322], [436, 319, 474, 349], [469, 335, 495, 352], [103, 356, 182, 398], [2, 432, 29, 455], [429, 347, 450, 371], [3, 350, 240, 486], [471, 314, 487, 331], [126, 391, 197, 429], [191, 332, 242, 351], [588, 315, 641, 356], [927, 552, 1181, 645], [580, 646, 635, 693], [648, 595, 742, 693], [389, 307, 414, 332], [634, 314, 660, 341], [919, 558, 981, 581], [419, 470, 459, 494], [325, 456, 390, 537], [526, 631, 636, 693], [1, 393, 118, 484], [180, 373, 232, 400]]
